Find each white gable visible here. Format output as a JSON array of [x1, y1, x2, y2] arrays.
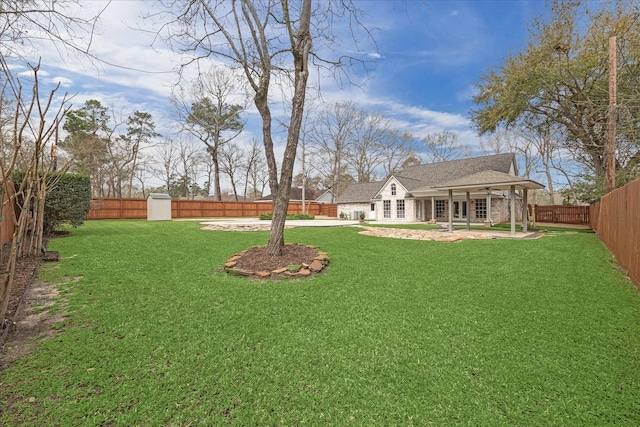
[[373, 176, 409, 200]]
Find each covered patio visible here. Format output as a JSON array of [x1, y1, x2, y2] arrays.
[[411, 170, 545, 237]]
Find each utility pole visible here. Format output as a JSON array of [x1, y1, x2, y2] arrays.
[[606, 36, 617, 194]]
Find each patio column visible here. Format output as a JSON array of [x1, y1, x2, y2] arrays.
[[486, 188, 492, 225], [522, 189, 528, 233], [466, 191, 471, 230], [448, 189, 453, 233], [510, 185, 516, 237], [431, 196, 435, 220]]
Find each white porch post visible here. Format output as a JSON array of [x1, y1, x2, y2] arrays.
[[510, 185, 516, 236], [431, 196, 435, 221], [522, 189, 528, 233], [486, 188, 492, 225], [448, 189, 453, 233], [466, 191, 471, 230]]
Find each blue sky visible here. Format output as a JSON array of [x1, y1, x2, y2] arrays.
[[15, 0, 552, 185]]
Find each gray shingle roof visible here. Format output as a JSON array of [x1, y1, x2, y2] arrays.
[[432, 170, 544, 190], [338, 153, 517, 202], [395, 176, 425, 192], [396, 153, 515, 186], [336, 181, 383, 203]]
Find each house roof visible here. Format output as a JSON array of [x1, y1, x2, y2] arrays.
[[338, 153, 527, 203], [336, 181, 383, 203], [431, 170, 545, 192], [395, 153, 515, 189], [394, 175, 425, 192]]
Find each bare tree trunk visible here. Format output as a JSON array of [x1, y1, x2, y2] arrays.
[[606, 36, 617, 193], [265, 0, 312, 255]]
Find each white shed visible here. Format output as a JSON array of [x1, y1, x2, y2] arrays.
[[147, 193, 172, 221]]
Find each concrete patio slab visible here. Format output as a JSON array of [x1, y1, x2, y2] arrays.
[[199, 218, 542, 240]]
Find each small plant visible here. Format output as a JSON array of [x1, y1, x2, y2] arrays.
[[359, 212, 366, 221], [262, 213, 315, 220], [339, 212, 346, 219], [288, 213, 315, 220], [286, 264, 301, 272]]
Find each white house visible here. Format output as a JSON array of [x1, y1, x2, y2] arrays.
[[337, 153, 544, 226]]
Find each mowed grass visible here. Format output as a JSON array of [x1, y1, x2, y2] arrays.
[[1, 220, 639, 426]]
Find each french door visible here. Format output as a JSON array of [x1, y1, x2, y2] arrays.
[[453, 201, 467, 219]]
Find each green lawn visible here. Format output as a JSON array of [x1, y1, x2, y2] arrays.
[[1, 220, 639, 426]]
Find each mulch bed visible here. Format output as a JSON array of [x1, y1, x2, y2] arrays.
[[223, 243, 330, 280]]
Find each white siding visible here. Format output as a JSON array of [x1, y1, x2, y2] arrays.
[[375, 178, 415, 222], [337, 202, 369, 220]]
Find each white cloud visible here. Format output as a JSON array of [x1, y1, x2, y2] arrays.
[[51, 76, 73, 87]]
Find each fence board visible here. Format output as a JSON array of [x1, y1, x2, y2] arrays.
[[87, 198, 147, 220], [590, 179, 640, 290], [1, 183, 17, 246], [88, 198, 337, 220], [534, 205, 590, 224]]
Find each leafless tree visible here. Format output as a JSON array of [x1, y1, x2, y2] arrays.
[[422, 130, 470, 163], [380, 129, 417, 177], [218, 142, 245, 201], [479, 128, 515, 155], [345, 110, 389, 183], [149, 138, 180, 194], [296, 112, 316, 211], [242, 138, 269, 200], [159, 0, 373, 255], [0, 1, 105, 327], [0, 1, 106, 76], [1, 66, 71, 331], [171, 66, 247, 200], [175, 139, 204, 199], [310, 101, 358, 199]]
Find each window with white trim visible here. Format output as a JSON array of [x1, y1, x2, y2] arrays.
[[396, 200, 405, 218], [391, 184, 396, 195], [475, 198, 487, 219], [435, 200, 445, 218], [383, 200, 391, 218]]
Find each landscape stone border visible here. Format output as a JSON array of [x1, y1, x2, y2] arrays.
[[223, 244, 330, 280]]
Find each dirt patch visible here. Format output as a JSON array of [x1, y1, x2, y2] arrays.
[[0, 279, 64, 369], [0, 240, 65, 370]]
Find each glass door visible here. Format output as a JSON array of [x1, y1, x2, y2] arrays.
[[453, 201, 467, 219]]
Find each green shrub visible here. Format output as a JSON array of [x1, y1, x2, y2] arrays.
[[288, 213, 315, 220], [12, 171, 92, 234], [259, 213, 315, 220], [44, 173, 92, 234]]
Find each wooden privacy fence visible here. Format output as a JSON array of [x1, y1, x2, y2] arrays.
[[1, 183, 17, 246], [590, 179, 640, 290], [87, 198, 338, 220], [534, 204, 590, 224]]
